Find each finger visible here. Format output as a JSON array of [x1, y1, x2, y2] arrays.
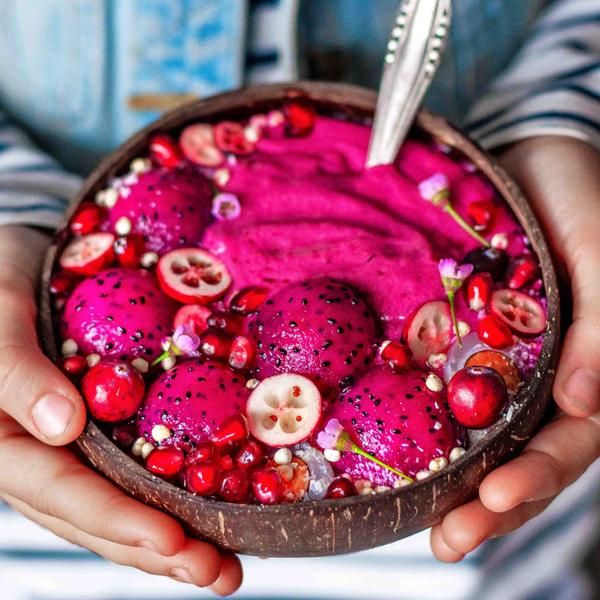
[[210, 553, 244, 596], [430, 524, 465, 563], [0, 424, 186, 555], [480, 415, 600, 512], [0, 266, 86, 444], [1, 492, 222, 587]]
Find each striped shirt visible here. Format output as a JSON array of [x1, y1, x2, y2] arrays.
[[0, 1, 598, 598]]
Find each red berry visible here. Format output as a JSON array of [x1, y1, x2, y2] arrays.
[[477, 315, 514, 349], [212, 414, 248, 448], [230, 286, 270, 314], [251, 467, 282, 505], [113, 235, 145, 268], [506, 255, 538, 290], [59, 233, 115, 276], [284, 100, 316, 137], [206, 312, 244, 335], [61, 355, 88, 377], [213, 121, 255, 155], [146, 447, 185, 478], [466, 272, 493, 311], [49, 270, 78, 296], [463, 247, 508, 281], [447, 366, 508, 428], [229, 336, 256, 370], [185, 461, 223, 496], [219, 453, 235, 472], [200, 329, 233, 359], [465, 350, 521, 393], [380, 341, 412, 370], [467, 200, 496, 232], [69, 203, 106, 236], [220, 468, 250, 503], [325, 477, 358, 499], [81, 361, 145, 422], [149, 134, 183, 169], [173, 304, 211, 336], [186, 441, 217, 465], [235, 439, 265, 470], [179, 123, 224, 167]]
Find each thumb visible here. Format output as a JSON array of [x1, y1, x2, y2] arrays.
[[0, 273, 87, 445]]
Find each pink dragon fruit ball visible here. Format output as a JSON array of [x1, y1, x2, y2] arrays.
[[61, 268, 178, 361], [108, 167, 212, 254], [136, 360, 249, 447], [249, 277, 380, 393], [329, 367, 465, 485]]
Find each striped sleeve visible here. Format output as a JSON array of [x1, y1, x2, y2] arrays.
[[465, 0, 600, 150], [0, 108, 82, 229]]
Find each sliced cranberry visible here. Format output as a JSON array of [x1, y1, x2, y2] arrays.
[[466, 272, 493, 311], [463, 247, 508, 281], [325, 477, 358, 499], [490, 289, 546, 336], [380, 341, 412, 371], [404, 301, 453, 361], [207, 312, 245, 335], [284, 100, 316, 137], [230, 286, 270, 314], [220, 468, 250, 503], [149, 134, 183, 169], [229, 336, 256, 370], [212, 414, 248, 449], [506, 255, 539, 290], [69, 203, 106, 236], [251, 467, 282, 504], [214, 121, 255, 155], [200, 329, 233, 359], [179, 123, 224, 167], [61, 355, 88, 377], [185, 461, 223, 496], [113, 235, 145, 268], [146, 447, 185, 478], [467, 200, 496, 232], [186, 441, 217, 465], [59, 233, 115, 276], [235, 439, 265, 471], [173, 304, 212, 336], [477, 314, 514, 349]]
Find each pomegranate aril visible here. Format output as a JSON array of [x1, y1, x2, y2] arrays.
[[69, 203, 106, 236], [185, 461, 223, 496], [325, 477, 358, 499], [220, 468, 250, 503], [229, 335, 255, 370], [381, 341, 412, 370], [207, 312, 244, 335], [235, 439, 265, 470], [478, 314, 514, 349], [284, 100, 316, 137], [61, 355, 88, 377], [230, 286, 269, 314], [467, 200, 496, 232], [149, 134, 183, 169], [146, 447, 185, 477], [200, 329, 232, 359], [463, 247, 508, 281], [466, 272, 493, 311], [212, 414, 248, 448], [214, 121, 255, 155], [507, 255, 538, 289], [251, 467, 282, 504], [219, 454, 235, 472], [186, 441, 217, 465], [113, 235, 145, 268], [50, 271, 78, 296], [173, 304, 212, 336]]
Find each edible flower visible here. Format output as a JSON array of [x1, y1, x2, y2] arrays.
[[212, 192, 241, 220], [439, 258, 473, 347], [418, 173, 490, 247], [317, 419, 413, 482], [152, 324, 201, 368]]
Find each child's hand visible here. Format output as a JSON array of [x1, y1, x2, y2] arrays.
[[431, 137, 600, 561], [0, 225, 242, 594]]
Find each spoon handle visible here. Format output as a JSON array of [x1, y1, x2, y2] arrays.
[[366, 0, 452, 168]]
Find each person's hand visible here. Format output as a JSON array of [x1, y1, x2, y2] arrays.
[[0, 225, 242, 595], [431, 136, 600, 561]]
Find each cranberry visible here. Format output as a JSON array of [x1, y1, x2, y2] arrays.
[[447, 366, 508, 428], [61, 355, 88, 377], [506, 255, 538, 290], [466, 272, 493, 311], [381, 341, 412, 370], [69, 203, 106, 236], [235, 439, 265, 470], [113, 235, 145, 268], [81, 361, 145, 422], [185, 461, 223, 496], [325, 477, 358, 499], [477, 315, 514, 349], [185, 441, 217, 465], [467, 200, 496, 232], [230, 286, 270, 314], [149, 134, 183, 169], [220, 468, 250, 503], [466, 350, 521, 393], [213, 121, 255, 155], [463, 247, 508, 281], [173, 304, 212, 336], [283, 100, 316, 137], [251, 467, 282, 505], [200, 329, 233, 359], [146, 447, 185, 478], [212, 414, 248, 449], [49, 270, 78, 296], [229, 335, 256, 370], [206, 312, 244, 335]]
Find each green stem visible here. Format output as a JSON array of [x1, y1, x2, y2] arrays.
[[447, 291, 462, 347], [151, 349, 171, 367], [444, 204, 490, 248], [352, 444, 413, 482]]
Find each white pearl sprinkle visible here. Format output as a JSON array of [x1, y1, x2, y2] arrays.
[[244, 125, 260, 143], [103, 187, 119, 209], [416, 469, 433, 481], [131, 437, 147, 456], [213, 168, 230, 187], [141, 442, 155, 459], [394, 478, 412, 489], [449, 447, 466, 463], [151, 424, 171, 444], [324, 449, 341, 463], [375, 485, 391, 493], [131, 358, 149, 373], [140, 251, 159, 269], [267, 110, 285, 127], [95, 189, 107, 206], [86, 353, 101, 367], [273, 447, 292, 465], [426, 353, 447, 369], [457, 321, 470, 337], [246, 378, 260, 389], [491, 232, 509, 250], [130, 157, 152, 174], [114, 216, 133, 236], [359, 487, 376, 496], [61, 338, 78, 357], [429, 457, 449, 472], [354, 479, 372, 492], [425, 373, 444, 393], [161, 356, 176, 371]]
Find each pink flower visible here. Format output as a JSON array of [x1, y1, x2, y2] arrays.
[[418, 173, 450, 206], [316, 418, 344, 450], [212, 193, 241, 221], [172, 324, 201, 355], [438, 258, 473, 283]]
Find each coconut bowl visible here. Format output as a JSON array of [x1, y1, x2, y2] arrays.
[[39, 82, 560, 558]]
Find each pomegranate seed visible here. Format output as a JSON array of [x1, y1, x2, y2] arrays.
[[235, 439, 265, 470], [466, 272, 493, 311], [185, 461, 223, 496], [220, 468, 250, 503], [325, 477, 358, 499], [230, 286, 270, 314], [467, 200, 496, 232], [283, 100, 316, 137], [149, 134, 183, 169], [200, 329, 233, 359], [69, 203, 106, 236], [219, 454, 235, 472], [61, 355, 88, 377], [229, 335, 256, 370], [213, 121, 255, 155], [186, 441, 217, 465], [380, 341, 412, 370], [251, 467, 282, 504], [507, 255, 538, 289], [49, 271, 78, 296], [173, 304, 212, 336], [212, 414, 248, 448], [207, 312, 245, 335], [146, 447, 185, 477], [113, 235, 145, 268], [477, 315, 514, 349]]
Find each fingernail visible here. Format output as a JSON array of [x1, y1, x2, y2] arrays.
[[564, 368, 600, 414], [171, 567, 194, 584], [32, 393, 75, 438]]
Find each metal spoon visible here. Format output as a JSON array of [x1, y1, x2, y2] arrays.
[[366, 0, 452, 168]]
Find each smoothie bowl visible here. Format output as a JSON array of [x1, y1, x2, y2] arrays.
[[39, 82, 559, 557]]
